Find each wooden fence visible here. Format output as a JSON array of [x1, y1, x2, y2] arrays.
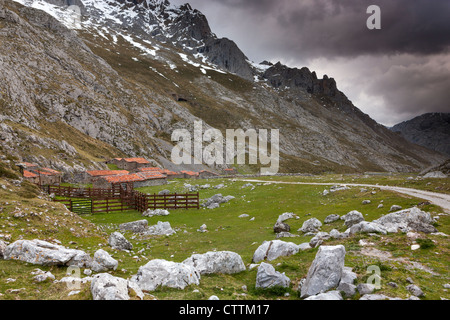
[[46, 185, 123, 199], [135, 191, 200, 212], [46, 185, 199, 214]]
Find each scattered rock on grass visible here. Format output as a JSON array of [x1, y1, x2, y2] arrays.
[[131, 259, 200, 291], [183, 251, 246, 275], [108, 232, 133, 251], [300, 245, 346, 298], [252, 240, 300, 263], [255, 262, 290, 289]]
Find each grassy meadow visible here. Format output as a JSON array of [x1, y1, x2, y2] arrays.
[[0, 175, 449, 300]]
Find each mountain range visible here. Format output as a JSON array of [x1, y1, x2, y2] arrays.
[[391, 113, 450, 157], [0, 0, 446, 175]]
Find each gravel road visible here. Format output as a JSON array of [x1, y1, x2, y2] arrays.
[[239, 179, 450, 213]]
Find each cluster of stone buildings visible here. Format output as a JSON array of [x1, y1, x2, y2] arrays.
[[20, 157, 222, 189]]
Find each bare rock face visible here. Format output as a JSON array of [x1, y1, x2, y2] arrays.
[[300, 245, 346, 298], [183, 251, 246, 275]]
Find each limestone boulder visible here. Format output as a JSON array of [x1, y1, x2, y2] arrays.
[[132, 259, 200, 291], [300, 245, 346, 298], [183, 251, 246, 275], [108, 232, 133, 251], [255, 262, 290, 289], [3, 239, 92, 267], [252, 240, 300, 263]]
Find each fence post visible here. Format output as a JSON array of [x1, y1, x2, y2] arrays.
[[174, 193, 177, 210], [197, 192, 199, 209]]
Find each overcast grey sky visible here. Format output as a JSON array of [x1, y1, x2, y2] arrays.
[[170, 0, 450, 126]]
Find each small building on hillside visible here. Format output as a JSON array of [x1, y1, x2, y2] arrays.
[[181, 171, 199, 179], [18, 163, 61, 185], [223, 168, 238, 176], [111, 158, 152, 171], [34, 168, 62, 185], [198, 170, 220, 179], [23, 170, 39, 184]]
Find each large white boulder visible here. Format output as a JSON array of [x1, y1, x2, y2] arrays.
[[298, 218, 322, 233], [342, 210, 364, 227], [3, 239, 91, 267], [91, 273, 143, 300], [348, 221, 388, 235], [252, 240, 300, 263], [304, 290, 343, 300], [373, 207, 437, 233], [183, 251, 246, 275], [131, 259, 200, 291], [143, 221, 176, 236], [300, 245, 346, 298], [91, 249, 118, 272], [255, 262, 290, 289]]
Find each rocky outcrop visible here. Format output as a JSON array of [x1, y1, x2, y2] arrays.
[[263, 62, 339, 97], [1, 0, 446, 175], [391, 113, 450, 156]]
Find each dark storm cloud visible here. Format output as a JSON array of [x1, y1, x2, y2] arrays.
[[368, 53, 450, 119], [170, 0, 450, 125], [200, 0, 450, 58]]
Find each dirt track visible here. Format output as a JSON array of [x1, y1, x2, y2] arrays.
[[239, 179, 450, 214]]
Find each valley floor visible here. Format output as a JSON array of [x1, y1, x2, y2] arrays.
[[0, 175, 449, 300]]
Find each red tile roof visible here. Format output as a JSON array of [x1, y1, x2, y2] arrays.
[[104, 172, 167, 183], [87, 170, 129, 177], [122, 158, 150, 164], [41, 168, 61, 175], [139, 167, 179, 176], [181, 171, 200, 176], [105, 174, 144, 183], [22, 162, 38, 168], [137, 172, 167, 179], [23, 170, 38, 178], [35, 170, 54, 176], [139, 167, 163, 172]]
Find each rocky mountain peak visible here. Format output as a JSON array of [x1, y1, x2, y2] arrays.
[[263, 61, 338, 97]]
